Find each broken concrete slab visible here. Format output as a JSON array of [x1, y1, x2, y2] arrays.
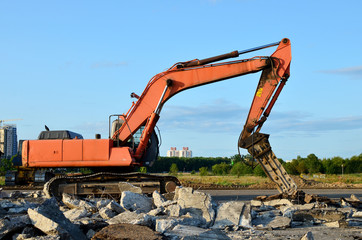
[[107, 210, 153, 227], [155, 218, 177, 233], [267, 216, 291, 229], [212, 201, 244, 229], [250, 200, 262, 207], [62, 193, 97, 213], [352, 211, 362, 218], [28, 198, 87, 240], [148, 207, 165, 216], [252, 209, 287, 229], [99, 207, 117, 220], [152, 190, 166, 208], [118, 182, 143, 194], [155, 215, 206, 233], [160, 200, 177, 208], [166, 204, 182, 217], [163, 224, 230, 240], [0, 199, 17, 209], [280, 203, 315, 220], [340, 196, 362, 209], [105, 201, 125, 214], [63, 206, 91, 221], [174, 187, 215, 227], [264, 199, 293, 207], [323, 220, 345, 228], [0, 215, 30, 239], [347, 217, 362, 227], [298, 209, 345, 222], [240, 203, 252, 229], [73, 216, 108, 234], [120, 191, 153, 213], [89, 198, 112, 210]]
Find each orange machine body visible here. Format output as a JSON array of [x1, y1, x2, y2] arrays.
[[22, 139, 133, 167], [23, 38, 291, 168]]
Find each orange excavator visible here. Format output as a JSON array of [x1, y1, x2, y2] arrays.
[[7, 38, 297, 198]]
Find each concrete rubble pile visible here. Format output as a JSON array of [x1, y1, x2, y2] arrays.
[[0, 186, 360, 240]]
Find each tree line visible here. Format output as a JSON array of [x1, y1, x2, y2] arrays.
[[148, 153, 362, 176]]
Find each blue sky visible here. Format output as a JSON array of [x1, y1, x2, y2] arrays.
[[1, 1, 362, 160]]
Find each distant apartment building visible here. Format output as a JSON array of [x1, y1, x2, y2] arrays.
[[0, 125, 18, 159], [167, 147, 192, 158]]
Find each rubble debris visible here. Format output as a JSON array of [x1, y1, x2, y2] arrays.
[[0, 186, 360, 239], [63, 206, 91, 221], [120, 191, 153, 213], [28, 198, 87, 239], [163, 224, 230, 240], [0, 215, 30, 239], [212, 201, 244, 229], [174, 186, 215, 227], [240, 203, 252, 228], [62, 193, 97, 213], [300, 231, 314, 240], [152, 190, 166, 208], [107, 210, 153, 227], [118, 182, 143, 194], [267, 216, 291, 229], [340, 197, 362, 210]]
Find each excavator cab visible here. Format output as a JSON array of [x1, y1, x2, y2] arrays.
[[110, 116, 159, 167]]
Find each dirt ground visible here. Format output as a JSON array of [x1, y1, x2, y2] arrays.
[[91, 224, 164, 240]]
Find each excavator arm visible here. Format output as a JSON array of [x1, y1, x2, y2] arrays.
[[115, 39, 291, 157]]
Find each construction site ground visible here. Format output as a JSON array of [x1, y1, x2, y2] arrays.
[[0, 174, 361, 240]]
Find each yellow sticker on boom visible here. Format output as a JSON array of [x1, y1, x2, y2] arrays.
[[256, 88, 263, 97]]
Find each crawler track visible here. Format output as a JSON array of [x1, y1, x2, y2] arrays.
[[43, 172, 181, 200]]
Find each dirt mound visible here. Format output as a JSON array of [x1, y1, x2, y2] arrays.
[[92, 224, 164, 240]]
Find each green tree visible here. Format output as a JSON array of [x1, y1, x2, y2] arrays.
[[199, 167, 209, 176], [305, 154, 323, 174], [345, 154, 362, 173], [0, 156, 15, 175], [230, 162, 244, 177], [283, 159, 299, 175], [212, 162, 231, 175], [169, 163, 179, 176], [253, 164, 266, 177], [296, 160, 307, 174]]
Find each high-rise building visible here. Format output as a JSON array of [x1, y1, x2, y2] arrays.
[[0, 125, 17, 159], [166, 147, 192, 158]]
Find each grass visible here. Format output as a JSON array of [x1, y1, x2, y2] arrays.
[[300, 173, 362, 184], [178, 173, 269, 186], [178, 173, 362, 187], [0, 176, 4, 185]]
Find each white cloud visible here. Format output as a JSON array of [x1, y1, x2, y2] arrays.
[[91, 61, 128, 69], [159, 100, 362, 135], [321, 65, 362, 79]]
